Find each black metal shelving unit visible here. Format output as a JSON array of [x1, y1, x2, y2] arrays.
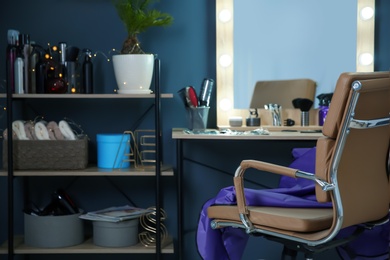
[[2, 58, 172, 259]]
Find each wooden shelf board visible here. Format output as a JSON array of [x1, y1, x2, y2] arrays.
[[0, 93, 173, 99], [0, 236, 174, 254], [0, 165, 174, 177]]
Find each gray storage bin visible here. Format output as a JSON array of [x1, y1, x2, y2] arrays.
[[24, 213, 84, 248], [93, 218, 139, 247]]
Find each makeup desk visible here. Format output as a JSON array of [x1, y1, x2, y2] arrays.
[[172, 127, 323, 258]]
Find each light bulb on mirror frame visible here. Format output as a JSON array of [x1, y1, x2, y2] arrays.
[[219, 9, 232, 23], [360, 6, 374, 20], [219, 54, 232, 67], [219, 98, 232, 111], [359, 52, 374, 66]]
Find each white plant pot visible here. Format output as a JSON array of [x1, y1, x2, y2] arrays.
[[112, 54, 154, 94]]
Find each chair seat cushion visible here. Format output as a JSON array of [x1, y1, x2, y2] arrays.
[[208, 205, 333, 232]]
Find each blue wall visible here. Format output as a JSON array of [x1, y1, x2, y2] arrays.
[[0, 1, 389, 259]]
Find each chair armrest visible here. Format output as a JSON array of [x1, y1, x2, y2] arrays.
[[239, 160, 299, 177], [234, 160, 299, 215]]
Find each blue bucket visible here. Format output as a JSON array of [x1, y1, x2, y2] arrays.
[[96, 134, 130, 169]]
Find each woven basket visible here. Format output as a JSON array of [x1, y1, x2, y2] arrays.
[[3, 137, 88, 170]]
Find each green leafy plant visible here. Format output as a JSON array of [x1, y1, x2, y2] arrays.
[[113, 0, 173, 54]]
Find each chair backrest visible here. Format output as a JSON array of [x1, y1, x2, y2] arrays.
[[250, 78, 316, 109], [315, 72, 390, 229], [388, 148, 390, 205]]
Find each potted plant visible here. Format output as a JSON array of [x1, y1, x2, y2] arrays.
[[112, 0, 173, 94]]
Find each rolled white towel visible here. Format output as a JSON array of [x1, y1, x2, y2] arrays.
[[34, 121, 50, 140], [24, 121, 36, 140], [59, 120, 76, 140], [47, 121, 64, 140], [12, 120, 29, 140], [2, 129, 11, 140]]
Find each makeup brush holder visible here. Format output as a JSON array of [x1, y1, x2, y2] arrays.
[[301, 111, 309, 126], [186, 107, 209, 130], [265, 104, 282, 126]]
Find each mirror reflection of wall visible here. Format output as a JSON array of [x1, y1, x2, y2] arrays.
[[234, 0, 356, 109]]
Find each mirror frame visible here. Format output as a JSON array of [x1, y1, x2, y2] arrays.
[[216, 0, 375, 128]]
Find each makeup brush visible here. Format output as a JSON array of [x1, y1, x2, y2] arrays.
[[292, 98, 313, 126], [292, 98, 302, 109], [178, 86, 198, 108]]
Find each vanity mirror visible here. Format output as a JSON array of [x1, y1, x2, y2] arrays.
[[216, 0, 375, 127]]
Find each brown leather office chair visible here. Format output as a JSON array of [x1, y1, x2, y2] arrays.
[[208, 72, 390, 259]]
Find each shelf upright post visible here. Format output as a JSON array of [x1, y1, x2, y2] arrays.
[[6, 67, 14, 259], [154, 57, 162, 258], [176, 138, 183, 259]]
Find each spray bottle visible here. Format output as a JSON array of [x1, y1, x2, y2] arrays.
[[29, 43, 44, 93], [6, 29, 19, 93], [20, 33, 32, 93], [317, 93, 333, 126], [82, 49, 93, 94], [34, 46, 50, 93]]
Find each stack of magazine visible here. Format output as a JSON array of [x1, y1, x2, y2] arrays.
[[80, 205, 153, 222]]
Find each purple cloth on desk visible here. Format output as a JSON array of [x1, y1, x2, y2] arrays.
[[196, 147, 389, 260]]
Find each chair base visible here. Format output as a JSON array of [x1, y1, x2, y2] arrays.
[[262, 226, 365, 259]]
